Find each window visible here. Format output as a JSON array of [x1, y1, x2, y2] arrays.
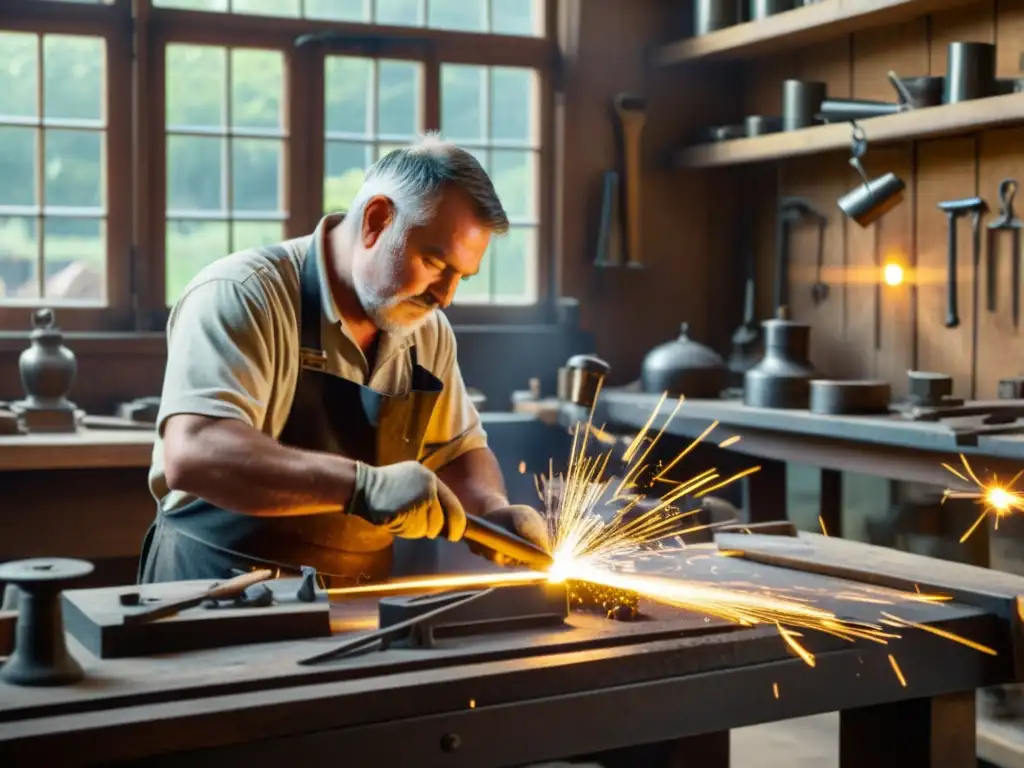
[[1, 0, 555, 329], [164, 44, 287, 303]]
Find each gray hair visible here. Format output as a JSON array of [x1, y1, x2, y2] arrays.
[[348, 133, 509, 237]]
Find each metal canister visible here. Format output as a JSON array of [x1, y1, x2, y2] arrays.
[[782, 80, 827, 131], [559, 354, 610, 409], [694, 0, 739, 36], [749, 0, 794, 20], [944, 42, 996, 103]]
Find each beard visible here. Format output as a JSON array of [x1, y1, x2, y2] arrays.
[[353, 231, 437, 337]]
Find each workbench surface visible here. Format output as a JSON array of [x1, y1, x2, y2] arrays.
[[1, 534, 1019, 767]]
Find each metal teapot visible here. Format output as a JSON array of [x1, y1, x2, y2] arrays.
[[641, 322, 728, 399]]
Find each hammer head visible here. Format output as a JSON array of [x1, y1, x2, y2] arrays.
[[938, 196, 987, 216]]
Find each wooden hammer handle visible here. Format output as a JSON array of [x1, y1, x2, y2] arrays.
[[124, 568, 275, 625], [620, 118, 645, 267]]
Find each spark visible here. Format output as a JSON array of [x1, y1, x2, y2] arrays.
[[518, 461, 527, 474], [888, 654, 907, 687], [772, 682, 780, 699], [327, 570, 546, 598], [942, 453, 1024, 542], [818, 515, 829, 536]]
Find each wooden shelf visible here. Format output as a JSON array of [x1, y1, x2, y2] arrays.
[[674, 94, 1024, 169], [658, 0, 974, 65]]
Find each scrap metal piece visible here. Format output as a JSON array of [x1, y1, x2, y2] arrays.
[[378, 581, 570, 649]]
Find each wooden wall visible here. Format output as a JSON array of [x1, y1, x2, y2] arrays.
[[742, 1, 1024, 400]]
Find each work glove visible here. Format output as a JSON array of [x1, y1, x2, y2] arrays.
[[469, 504, 551, 567], [350, 461, 467, 542]]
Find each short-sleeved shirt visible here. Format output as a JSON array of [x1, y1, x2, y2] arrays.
[[148, 214, 488, 513]]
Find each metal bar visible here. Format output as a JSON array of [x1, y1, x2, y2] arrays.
[[166, 125, 288, 139]]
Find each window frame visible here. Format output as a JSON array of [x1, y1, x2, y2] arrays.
[[0, 0, 134, 333], [136, 0, 560, 331]]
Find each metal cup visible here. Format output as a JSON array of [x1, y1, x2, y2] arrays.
[[944, 42, 996, 103], [837, 173, 906, 228], [749, 0, 794, 20], [782, 80, 827, 131], [694, 0, 739, 35]]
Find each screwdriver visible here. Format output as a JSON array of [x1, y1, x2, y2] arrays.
[[463, 513, 554, 572]]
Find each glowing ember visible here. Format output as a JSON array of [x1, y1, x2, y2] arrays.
[[942, 453, 1024, 542]]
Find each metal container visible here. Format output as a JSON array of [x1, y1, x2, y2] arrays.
[[894, 75, 944, 107], [19, 308, 77, 409], [782, 80, 827, 131], [641, 323, 729, 399], [694, 0, 739, 36], [817, 98, 899, 123], [557, 354, 610, 408], [745, 115, 782, 136], [837, 172, 907, 228], [743, 307, 822, 409], [944, 42, 995, 103], [749, 0, 794, 20]]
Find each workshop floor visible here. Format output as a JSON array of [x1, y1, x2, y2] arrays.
[[731, 714, 837, 767]]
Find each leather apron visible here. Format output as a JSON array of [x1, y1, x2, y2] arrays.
[[137, 239, 444, 585]]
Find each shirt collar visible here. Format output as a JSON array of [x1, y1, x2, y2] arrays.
[[307, 214, 416, 361]]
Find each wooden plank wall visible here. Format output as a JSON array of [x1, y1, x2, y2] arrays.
[[743, 1, 1024, 400]]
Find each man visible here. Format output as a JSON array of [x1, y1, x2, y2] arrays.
[[139, 135, 549, 584]]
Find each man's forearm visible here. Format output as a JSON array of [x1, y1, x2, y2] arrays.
[[436, 447, 509, 518], [165, 416, 357, 517]]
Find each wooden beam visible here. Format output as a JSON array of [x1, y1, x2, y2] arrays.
[[657, 0, 976, 65], [675, 94, 1024, 169]]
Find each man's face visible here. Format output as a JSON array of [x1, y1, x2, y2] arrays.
[[352, 187, 491, 335]]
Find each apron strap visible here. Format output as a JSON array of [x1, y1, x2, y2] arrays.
[[298, 239, 324, 352]]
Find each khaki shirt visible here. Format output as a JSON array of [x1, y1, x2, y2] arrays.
[[149, 215, 488, 512]]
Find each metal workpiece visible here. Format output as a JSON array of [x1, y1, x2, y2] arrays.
[[462, 513, 554, 572]]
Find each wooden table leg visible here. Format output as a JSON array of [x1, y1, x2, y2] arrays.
[[839, 690, 976, 767], [744, 457, 787, 523], [819, 468, 842, 537]]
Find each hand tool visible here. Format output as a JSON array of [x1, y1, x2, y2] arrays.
[[593, 170, 623, 267], [121, 568, 274, 625], [773, 197, 827, 312], [937, 196, 988, 329], [463, 513, 554, 571], [986, 178, 1022, 325], [612, 93, 647, 268]]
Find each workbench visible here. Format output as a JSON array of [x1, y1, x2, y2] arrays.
[[1, 533, 1022, 767], [595, 391, 1024, 529]]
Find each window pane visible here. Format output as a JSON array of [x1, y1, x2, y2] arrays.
[[428, 0, 485, 31], [377, 60, 419, 138], [154, 0, 229, 10], [166, 220, 229, 304], [0, 217, 39, 300], [493, 226, 536, 304], [232, 139, 282, 212], [325, 57, 373, 137], [167, 135, 224, 211], [374, 143, 405, 161], [230, 0, 300, 15], [166, 45, 225, 128], [441, 65, 486, 143], [374, 0, 423, 26], [490, 67, 537, 145], [43, 217, 104, 302], [490, 149, 536, 221], [231, 49, 283, 130], [490, 0, 541, 36], [324, 142, 372, 213], [45, 129, 103, 209], [232, 220, 283, 252], [0, 127, 37, 207], [0, 32, 39, 119], [306, 0, 370, 21], [43, 35, 104, 122]]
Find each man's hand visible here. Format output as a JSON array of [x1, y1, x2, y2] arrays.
[[468, 504, 551, 567], [350, 461, 467, 541]]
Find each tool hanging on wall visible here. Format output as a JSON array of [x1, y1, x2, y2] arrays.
[[593, 170, 624, 267], [836, 122, 906, 228], [773, 197, 828, 313], [986, 178, 1022, 325], [937, 196, 988, 329], [612, 93, 647, 269]]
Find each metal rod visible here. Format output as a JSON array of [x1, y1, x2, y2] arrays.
[[463, 513, 554, 571]]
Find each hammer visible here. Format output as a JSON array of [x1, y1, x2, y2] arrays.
[[613, 93, 647, 269], [464, 514, 554, 572], [937, 196, 988, 329]]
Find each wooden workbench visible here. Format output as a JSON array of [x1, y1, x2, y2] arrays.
[[0, 533, 1020, 767]]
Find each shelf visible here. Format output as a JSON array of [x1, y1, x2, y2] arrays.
[[658, 0, 974, 65], [673, 93, 1024, 169]]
